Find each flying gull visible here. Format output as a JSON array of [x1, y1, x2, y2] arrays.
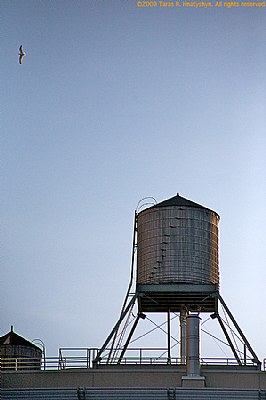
[[18, 45, 26, 64]]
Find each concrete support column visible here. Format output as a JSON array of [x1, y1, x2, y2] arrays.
[[186, 314, 201, 377], [182, 313, 205, 387]]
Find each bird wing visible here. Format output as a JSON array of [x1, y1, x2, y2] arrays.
[[19, 45, 23, 53], [19, 54, 24, 64]]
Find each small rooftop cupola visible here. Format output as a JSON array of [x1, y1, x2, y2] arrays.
[[0, 327, 42, 370]]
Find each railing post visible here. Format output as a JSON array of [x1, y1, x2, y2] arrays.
[[244, 344, 247, 366], [58, 349, 63, 370]]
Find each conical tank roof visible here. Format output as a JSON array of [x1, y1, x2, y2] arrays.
[[0, 326, 39, 349], [152, 193, 219, 217]]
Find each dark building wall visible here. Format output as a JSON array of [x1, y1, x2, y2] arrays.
[[2, 367, 266, 390]]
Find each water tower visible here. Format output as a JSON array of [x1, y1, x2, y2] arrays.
[[94, 194, 261, 375], [136, 194, 219, 314]]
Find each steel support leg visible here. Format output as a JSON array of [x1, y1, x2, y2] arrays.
[[216, 314, 242, 365], [117, 312, 146, 364], [218, 294, 261, 368], [93, 293, 138, 366]]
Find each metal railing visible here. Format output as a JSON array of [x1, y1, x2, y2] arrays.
[[0, 357, 58, 371], [58, 347, 99, 369], [57, 347, 175, 369], [0, 348, 264, 371]]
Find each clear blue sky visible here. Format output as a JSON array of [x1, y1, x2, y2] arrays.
[[1, 0, 266, 361]]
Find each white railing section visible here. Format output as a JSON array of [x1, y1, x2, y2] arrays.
[[0, 357, 58, 371], [0, 348, 263, 371]]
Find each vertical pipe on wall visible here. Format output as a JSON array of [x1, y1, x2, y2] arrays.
[[180, 307, 187, 364], [167, 310, 171, 364]]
